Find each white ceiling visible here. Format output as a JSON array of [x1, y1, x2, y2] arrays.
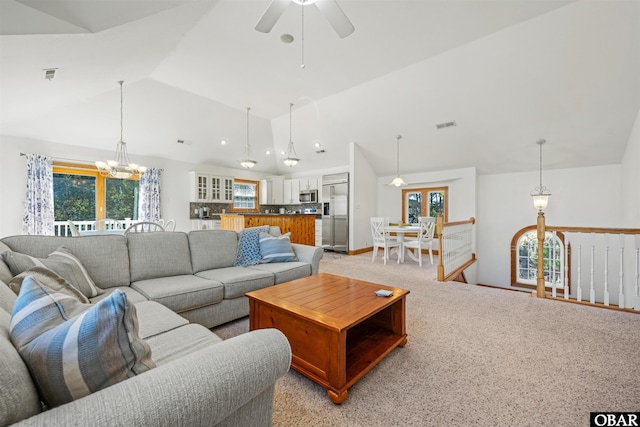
[[1, 0, 638, 177]]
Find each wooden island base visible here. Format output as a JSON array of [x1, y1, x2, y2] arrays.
[[246, 273, 409, 404]]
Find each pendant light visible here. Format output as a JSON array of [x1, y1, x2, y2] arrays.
[[95, 81, 146, 179], [530, 139, 551, 211], [283, 103, 300, 167], [240, 107, 257, 168], [389, 135, 407, 187]]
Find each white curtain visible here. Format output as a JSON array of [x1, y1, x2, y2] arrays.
[[138, 168, 161, 221], [22, 153, 54, 235]]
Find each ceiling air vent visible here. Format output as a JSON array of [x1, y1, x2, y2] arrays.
[[436, 121, 456, 130], [43, 68, 57, 81]]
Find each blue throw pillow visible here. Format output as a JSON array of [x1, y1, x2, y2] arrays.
[[10, 276, 155, 408], [259, 232, 298, 263], [234, 226, 270, 266]]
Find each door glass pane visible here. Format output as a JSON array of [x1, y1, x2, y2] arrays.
[[105, 178, 139, 220], [428, 191, 445, 217], [407, 192, 422, 224], [53, 173, 96, 221]]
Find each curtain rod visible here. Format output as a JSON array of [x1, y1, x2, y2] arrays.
[[20, 153, 163, 171]]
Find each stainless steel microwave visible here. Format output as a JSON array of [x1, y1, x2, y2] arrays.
[[299, 190, 318, 203]]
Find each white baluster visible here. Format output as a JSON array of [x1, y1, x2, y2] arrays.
[[577, 233, 582, 302], [552, 231, 557, 298], [590, 233, 596, 304], [619, 234, 625, 309], [604, 233, 609, 306], [635, 235, 640, 311], [564, 234, 570, 299]]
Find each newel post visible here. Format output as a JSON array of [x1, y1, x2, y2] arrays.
[[536, 211, 546, 298]]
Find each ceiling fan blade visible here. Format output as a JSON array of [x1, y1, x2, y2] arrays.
[[255, 0, 290, 33], [314, 0, 354, 39]]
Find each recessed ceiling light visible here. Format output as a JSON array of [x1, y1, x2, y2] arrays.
[[220, 138, 228, 145], [265, 150, 271, 155], [280, 34, 294, 44], [314, 141, 322, 148]]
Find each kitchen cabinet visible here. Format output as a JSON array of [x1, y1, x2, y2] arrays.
[[299, 176, 319, 191], [315, 219, 322, 247], [189, 171, 233, 203], [191, 220, 220, 230], [283, 179, 300, 204], [260, 176, 284, 205]]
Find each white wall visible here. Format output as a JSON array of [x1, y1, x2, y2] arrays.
[[621, 108, 640, 228], [377, 167, 477, 224], [476, 164, 622, 287], [0, 135, 272, 236], [351, 142, 379, 250]]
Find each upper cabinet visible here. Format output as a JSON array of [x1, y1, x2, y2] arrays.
[[260, 176, 284, 205], [299, 177, 318, 191], [189, 171, 234, 203], [283, 179, 300, 205]]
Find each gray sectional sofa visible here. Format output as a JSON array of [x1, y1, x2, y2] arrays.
[[0, 228, 324, 426]]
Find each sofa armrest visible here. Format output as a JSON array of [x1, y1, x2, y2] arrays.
[[291, 243, 324, 275], [15, 329, 291, 427]]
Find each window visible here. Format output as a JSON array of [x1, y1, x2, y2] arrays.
[[402, 187, 448, 224], [511, 227, 569, 292], [53, 162, 140, 223], [231, 179, 260, 212]]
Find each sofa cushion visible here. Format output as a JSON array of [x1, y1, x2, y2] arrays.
[[144, 323, 222, 366], [195, 266, 274, 299], [234, 226, 270, 267], [188, 230, 239, 273], [259, 232, 298, 263], [131, 275, 223, 313], [90, 286, 149, 305], [0, 308, 42, 426], [2, 246, 104, 298], [8, 266, 90, 303], [0, 242, 13, 284], [248, 262, 312, 284], [127, 232, 193, 282], [134, 301, 190, 340], [10, 277, 155, 408], [0, 235, 131, 289]]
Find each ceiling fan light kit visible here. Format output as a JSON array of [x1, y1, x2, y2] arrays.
[[255, 0, 354, 38]]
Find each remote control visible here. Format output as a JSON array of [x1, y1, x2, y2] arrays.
[[375, 289, 393, 297]]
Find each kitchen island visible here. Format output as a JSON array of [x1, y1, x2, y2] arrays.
[[220, 214, 316, 246]]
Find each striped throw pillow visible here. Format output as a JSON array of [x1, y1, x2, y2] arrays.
[[10, 276, 155, 407], [1, 246, 104, 298], [259, 232, 298, 263]]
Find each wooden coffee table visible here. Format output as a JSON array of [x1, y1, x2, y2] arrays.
[[246, 273, 409, 404]]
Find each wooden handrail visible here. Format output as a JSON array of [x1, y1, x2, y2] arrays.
[[546, 225, 640, 235]]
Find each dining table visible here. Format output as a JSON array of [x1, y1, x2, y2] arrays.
[[384, 224, 420, 263]]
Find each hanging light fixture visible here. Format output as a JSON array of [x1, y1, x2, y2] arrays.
[[530, 138, 551, 211], [283, 103, 300, 167], [240, 107, 257, 168], [389, 135, 407, 187], [95, 81, 146, 179]]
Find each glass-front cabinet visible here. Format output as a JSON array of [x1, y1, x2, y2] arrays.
[[190, 171, 233, 203]]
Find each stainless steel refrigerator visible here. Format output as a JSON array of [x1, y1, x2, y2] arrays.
[[322, 173, 349, 253]]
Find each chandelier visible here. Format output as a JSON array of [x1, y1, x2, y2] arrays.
[[240, 107, 257, 168], [283, 103, 300, 167], [389, 135, 407, 187], [95, 81, 146, 179], [530, 139, 551, 211]]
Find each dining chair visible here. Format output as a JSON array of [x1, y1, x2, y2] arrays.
[[124, 221, 165, 234], [402, 216, 436, 266], [370, 217, 402, 265], [67, 220, 81, 237], [93, 218, 124, 231], [163, 219, 176, 232], [156, 218, 165, 227]]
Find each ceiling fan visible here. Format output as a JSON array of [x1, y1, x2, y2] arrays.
[[255, 0, 355, 39]]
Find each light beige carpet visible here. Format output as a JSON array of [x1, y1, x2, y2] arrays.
[[213, 252, 640, 427]]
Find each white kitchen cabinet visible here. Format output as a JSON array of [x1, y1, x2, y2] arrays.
[[300, 176, 319, 191], [260, 176, 284, 205], [191, 219, 220, 230], [315, 219, 322, 247], [283, 179, 300, 204], [189, 172, 233, 203]]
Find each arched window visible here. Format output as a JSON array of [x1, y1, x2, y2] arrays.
[[511, 227, 569, 293]]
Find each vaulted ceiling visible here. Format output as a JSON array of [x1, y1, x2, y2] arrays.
[[1, 0, 638, 176]]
